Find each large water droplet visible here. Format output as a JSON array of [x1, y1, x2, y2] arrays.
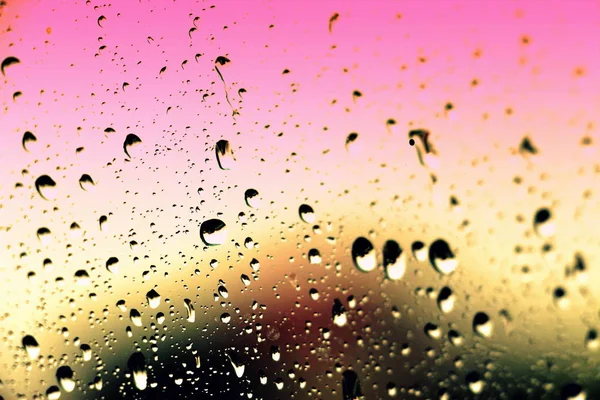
[[56, 366, 75, 393], [35, 175, 57, 200], [146, 289, 161, 309], [78, 174, 95, 191], [22, 335, 40, 360], [227, 351, 245, 378], [342, 370, 363, 400], [1, 56, 20, 76], [184, 299, 195, 322], [534, 207, 555, 238], [383, 240, 405, 280], [200, 219, 227, 246], [106, 257, 119, 274], [46, 386, 61, 400], [127, 352, 147, 391], [215, 140, 236, 170], [123, 133, 142, 158], [429, 239, 458, 275], [332, 298, 348, 327], [352, 237, 376, 272], [244, 189, 261, 208], [437, 286, 455, 314], [298, 204, 315, 223], [130, 309, 142, 327], [22, 131, 37, 152], [473, 312, 493, 338]]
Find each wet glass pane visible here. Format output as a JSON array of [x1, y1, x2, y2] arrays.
[[0, 0, 599, 398]]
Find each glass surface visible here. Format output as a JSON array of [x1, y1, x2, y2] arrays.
[[0, 0, 599, 399]]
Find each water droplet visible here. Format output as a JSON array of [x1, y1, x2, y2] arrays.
[[106, 257, 119, 274], [146, 289, 161, 309], [220, 313, 231, 323], [429, 239, 457, 275], [345, 132, 359, 152], [554, 287, 569, 309], [437, 287, 455, 314], [74, 269, 91, 285], [215, 140, 236, 170], [37, 227, 52, 245], [422, 323, 442, 342], [227, 351, 245, 378], [127, 352, 147, 391], [309, 288, 319, 300], [35, 175, 57, 200], [184, 299, 195, 322], [473, 312, 493, 338], [56, 366, 75, 392], [271, 345, 281, 362], [22, 131, 37, 151], [342, 370, 363, 400], [411, 241, 427, 262], [352, 237, 376, 272], [1, 56, 20, 76], [308, 248, 322, 264], [218, 285, 229, 299], [123, 134, 142, 158], [383, 240, 405, 280], [299, 204, 315, 223], [534, 207, 555, 238], [22, 335, 40, 360], [130, 309, 142, 327], [156, 312, 165, 324], [200, 219, 227, 246], [46, 386, 61, 400], [466, 371, 484, 394], [585, 329, 598, 351], [332, 299, 348, 327], [78, 174, 95, 191], [448, 329, 464, 346], [244, 189, 261, 208], [80, 344, 92, 361], [561, 383, 586, 400]]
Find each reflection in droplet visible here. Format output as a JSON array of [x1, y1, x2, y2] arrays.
[[200, 219, 227, 246], [127, 352, 147, 391], [35, 175, 57, 200], [298, 204, 315, 224], [429, 239, 458, 275], [215, 140, 236, 170], [56, 366, 75, 392], [352, 237, 377, 272], [383, 240, 405, 280]]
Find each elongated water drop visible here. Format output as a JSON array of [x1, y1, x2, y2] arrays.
[[146, 289, 161, 309], [298, 204, 315, 224], [56, 366, 75, 392], [352, 237, 376, 272], [123, 134, 142, 158], [128, 352, 147, 391], [383, 240, 405, 280], [215, 140, 236, 170], [22, 335, 40, 360]]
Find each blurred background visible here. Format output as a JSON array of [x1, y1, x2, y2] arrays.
[[1, 0, 599, 398]]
